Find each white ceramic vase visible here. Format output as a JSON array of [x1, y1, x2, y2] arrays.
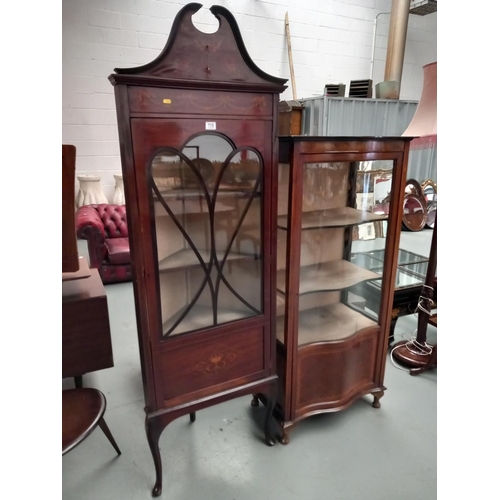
[[112, 173, 126, 205], [75, 175, 108, 208]]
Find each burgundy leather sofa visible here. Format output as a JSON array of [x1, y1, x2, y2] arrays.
[[75, 204, 132, 284]]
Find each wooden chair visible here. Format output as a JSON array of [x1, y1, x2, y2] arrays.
[[62, 388, 121, 456]]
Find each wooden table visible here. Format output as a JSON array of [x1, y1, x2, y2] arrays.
[[62, 257, 114, 386]]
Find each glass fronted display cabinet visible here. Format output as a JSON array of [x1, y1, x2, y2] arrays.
[[266, 136, 412, 444], [109, 3, 287, 495]]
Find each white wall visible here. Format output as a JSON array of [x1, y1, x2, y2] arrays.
[[62, 0, 437, 201]]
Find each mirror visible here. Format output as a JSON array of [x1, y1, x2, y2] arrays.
[[402, 193, 427, 232], [426, 201, 437, 229], [421, 179, 437, 204], [405, 178, 424, 198], [420, 179, 437, 229]]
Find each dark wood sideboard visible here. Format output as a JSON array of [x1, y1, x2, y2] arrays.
[[62, 257, 114, 386]]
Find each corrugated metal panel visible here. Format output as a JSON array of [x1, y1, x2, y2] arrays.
[[408, 145, 437, 182], [300, 96, 418, 136]]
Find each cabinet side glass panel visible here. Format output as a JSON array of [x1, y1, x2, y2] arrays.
[[349, 159, 395, 326], [276, 162, 289, 344], [149, 133, 264, 338]]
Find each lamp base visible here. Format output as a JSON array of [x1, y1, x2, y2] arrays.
[[391, 340, 437, 374]]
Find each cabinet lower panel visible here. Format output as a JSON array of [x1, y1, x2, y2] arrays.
[[155, 324, 268, 406], [294, 326, 379, 418]]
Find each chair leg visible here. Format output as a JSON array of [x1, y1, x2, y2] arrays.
[[98, 418, 121, 455]]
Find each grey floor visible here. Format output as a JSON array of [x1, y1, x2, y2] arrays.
[[62, 229, 436, 500]]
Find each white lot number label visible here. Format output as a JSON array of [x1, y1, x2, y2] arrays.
[[205, 122, 216, 130]]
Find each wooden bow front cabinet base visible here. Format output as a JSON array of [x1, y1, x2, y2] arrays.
[[253, 136, 411, 444], [109, 3, 287, 496]]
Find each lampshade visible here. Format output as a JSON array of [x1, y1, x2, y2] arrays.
[[403, 61, 437, 149]]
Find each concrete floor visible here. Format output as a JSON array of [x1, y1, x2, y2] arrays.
[[62, 229, 436, 500]]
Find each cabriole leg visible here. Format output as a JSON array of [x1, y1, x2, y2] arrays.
[[264, 395, 276, 446], [145, 416, 165, 497]]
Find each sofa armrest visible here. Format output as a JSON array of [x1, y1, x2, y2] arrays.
[[75, 205, 108, 269], [76, 205, 105, 239]]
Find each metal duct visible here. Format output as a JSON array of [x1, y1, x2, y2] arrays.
[[384, 0, 411, 97]]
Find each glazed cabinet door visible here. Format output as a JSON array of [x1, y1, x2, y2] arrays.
[[277, 157, 396, 344], [130, 117, 274, 406]]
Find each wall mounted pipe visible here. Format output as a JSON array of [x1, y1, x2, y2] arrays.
[[369, 12, 391, 82]]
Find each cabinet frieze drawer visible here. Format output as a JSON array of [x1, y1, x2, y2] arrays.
[[297, 139, 407, 155], [128, 86, 272, 116]]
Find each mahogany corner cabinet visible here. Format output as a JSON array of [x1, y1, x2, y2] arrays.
[[252, 136, 412, 444], [109, 3, 287, 496]]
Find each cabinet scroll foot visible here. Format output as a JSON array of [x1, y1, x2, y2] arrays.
[[250, 394, 260, 407], [371, 391, 384, 409], [278, 422, 293, 445], [279, 432, 290, 445], [189, 412, 196, 423], [152, 483, 162, 498], [279, 426, 290, 445]]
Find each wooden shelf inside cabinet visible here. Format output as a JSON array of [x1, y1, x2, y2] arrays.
[[153, 196, 239, 215], [158, 249, 258, 272], [163, 304, 255, 337], [277, 206, 387, 230], [276, 259, 381, 295], [155, 187, 259, 200], [154, 185, 259, 198], [276, 302, 377, 345]]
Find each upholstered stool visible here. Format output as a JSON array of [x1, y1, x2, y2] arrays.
[[62, 388, 121, 456]]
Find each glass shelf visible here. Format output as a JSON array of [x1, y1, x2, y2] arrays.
[[356, 248, 428, 266], [351, 248, 431, 289]]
